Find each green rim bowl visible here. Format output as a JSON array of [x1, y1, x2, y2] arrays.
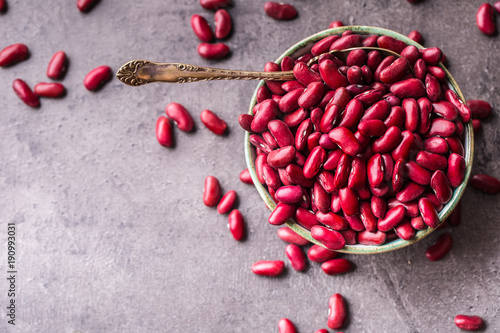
[[245, 26, 474, 254]]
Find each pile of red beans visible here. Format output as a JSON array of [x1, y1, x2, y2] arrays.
[[239, 31, 470, 251]]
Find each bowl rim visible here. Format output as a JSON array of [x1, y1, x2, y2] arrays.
[[244, 25, 474, 254]]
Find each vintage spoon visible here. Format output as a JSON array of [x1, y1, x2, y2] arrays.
[[115, 47, 401, 87]]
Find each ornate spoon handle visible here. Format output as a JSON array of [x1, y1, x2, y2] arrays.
[[116, 60, 295, 86]]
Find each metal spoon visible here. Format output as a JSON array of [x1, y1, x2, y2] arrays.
[[115, 47, 401, 87]]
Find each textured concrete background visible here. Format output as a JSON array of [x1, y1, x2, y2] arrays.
[[0, 0, 499, 332]]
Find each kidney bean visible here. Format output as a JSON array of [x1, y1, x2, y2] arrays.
[[396, 181, 425, 203], [472, 119, 482, 134], [203, 176, 221, 207], [328, 127, 361, 156], [274, 186, 303, 204], [354, 88, 384, 107], [268, 202, 295, 225], [330, 34, 363, 51], [358, 230, 386, 245], [400, 45, 420, 67], [298, 82, 324, 110], [277, 227, 310, 245], [425, 232, 452, 261], [470, 173, 500, 194], [330, 154, 349, 188], [279, 88, 304, 113], [32, 82, 65, 98], [447, 153, 465, 187], [251, 99, 278, 132], [365, 154, 384, 189], [200, 0, 231, 10], [238, 114, 253, 132], [278, 318, 297, 333], [377, 35, 407, 54], [328, 20, 344, 29], [394, 219, 415, 240], [346, 157, 366, 190], [390, 78, 426, 99], [430, 101, 458, 122], [425, 67, 445, 83], [292, 62, 320, 87], [356, 119, 385, 137], [424, 192, 443, 211], [364, 50, 381, 71], [284, 244, 307, 272], [467, 99, 492, 119], [369, 196, 386, 219], [430, 170, 453, 204], [282, 107, 307, 128], [0, 0, 5, 12], [445, 136, 464, 156], [316, 212, 346, 231], [405, 161, 431, 185], [197, 42, 229, 59], [321, 150, 341, 172], [251, 260, 285, 276], [217, 190, 237, 214], [337, 98, 364, 130], [294, 207, 319, 229], [264, 131, 280, 150], [444, 89, 471, 122], [373, 55, 396, 82], [311, 35, 340, 56], [408, 30, 423, 44], [327, 293, 347, 330], [255, 154, 267, 184], [267, 120, 292, 148], [384, 106, 405, 129], [454, 315, 484, 331], [84, 65, 112, 91], [313, 181, 331, 213], [321, 258, 352, 275], [239, 169, 253, 185], [425, 74, 442, 103], [311, 225, 345, 250], [391, 130, 415, 161], [410, 216, 427, 230], [307, 131, 321, 152], [250, 135, 272, 154], [413, 58, 427, 81], [191, 14, 213, 42], [264, 2, 297, 20], [300, 146, 325, 179], [346, 66, 364, 85], [317, 170, 336, 194], [427, 118, 456, 137], [338, 188, 359, 216], [46, 51, 68, 79], [423, 137, 448, 155], [476, 3, 496, 35], [416, 151, 448, 171], [228, 209, 245, 240], [308, 245, 338, 263], [418, 197, 439, 228], [319, 60, 349, 90], [372, 126, 402, 153], [165, 102, 195, 132], [356, 201, 376, 232], [420, 47, 443, 66], [360, 35, 377, 47], [389, 158, 405, 192], [268, 146, 296, 169], [378, 205, 406, 232], [380, 57, 411, 84], [200, 109, 227, 135], [156, 116, 174, 147], [77, 0, 99, 12], [12, 79, 39, 108], [213, 9, 232, 39]]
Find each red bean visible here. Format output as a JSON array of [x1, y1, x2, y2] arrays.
[[312, 36, 341, 56], [468, 99, 492, 119], [228, 209, 245, 240], [311, 225, 345, 250], [413, 58, 427, 81], [425, 232, 452, 261], [447, 153, 465, 187], [328, 127, 361, 156], [430, 170, 453, 204], [358, 119, 386, 137], [358, 230, 386, 245], [380, 57, 410, 84], [200, 0, 231, 10], [12, 79, 40, 108], [419, 197, 439, 228], [203, 176, 221, 207], [338, 98, 364, 130], [390, 78, 426, 99], [420, 47, 443, 65], [165, 102, 195, 132], [378, 205, 406, 232], [476, 3, 496, 35], [377, 35, 407, 54], [76, 0, 99, 12], [395, 219, 415, 240], [322, 258, 352, 275], [285, 244, 307, 271], [268, 203, 295, 225], [423, 137, 449, 154], [454, 315, 484, 331], [444, 90, 471, 122], [278, 227, 310, 245], [319, 60, 348, 90], [0, 0, 5, 12], [362, 35, 379, 47], [278, 318, 297, 333], [348, 157, 367, 189], [200, 109, 227, 135], [252, 99, 279, 132], [329, 20, 344, 29], [391, 130, 415, 161], [251, 260, 285, 276], [191, 14, 213, 42], [214, 9, 232, 39], [239, 169, 253, 184], [156, 116, 174, 147], [0, 43, 29, 67], [84, 65, 112, 91], [470, 174, 500, 194], [328, 293, 347, 330], [296, 207, 320, 229], [197, 42, 229, 59], [217, 190, 237, 214], [330, 34, 363, 50], [274, 186, 303, 204], [396, 182, 425, 203], [425, 73, 442, 102], [372, 126, 402, 153], [416, 151, 448, 171], [406, 161, 431, 185], [367, 154, 385, 188], [33, 82, 65, 98], [432, 101, 458, 121], [299, 82, 325, 109], [264, 2, 297, 20], [303, 146, 326, 179], [408, 30, 423, 44], [46, 51, 67, 79], [238, 114, 253, 132], [400, 45, 420, 67], [308, 244, 338, 262]]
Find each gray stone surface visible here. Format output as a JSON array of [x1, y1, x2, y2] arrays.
[[0, 0, 499, 332]]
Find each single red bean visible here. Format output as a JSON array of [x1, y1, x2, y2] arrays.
[[283, 107, 307, 128], [275, 186, 304, 204], [279, 88, 304, 113], [255, 154, 267, 184], [430, 170, 453, 204], [311, 225, 345, 250], [425, 233, 452, 261], [432, 101, 458, 121], [373, 55, 396, 82], [378, 205, 406, 232], [285, 244, 307, 271], [329, 20, 344, 28], [420, 47, 443, 65], [319, 59, 348, 90], [406, 161, 431, 185], [419, 197, 439, 228], [296, 53, 314, 63], [239, 169, 253, 184], [264, 2, 297, 20], [267, 120, 293, 148], [391, 130, 415, 161], [472, 119, 482, 133], [367, 154, 385, 188], [362, 34, 379, 47], [12, 79, 40, 108], [377, 35, 407, 54], [444, 89, 471, 122], [447, 153, 465, 187], [330, 34, 363, 50], [278, 227, 310, 245], [411, 216, 427, 230], [251, 260, 285, 276], [425, 73, 442, 102], [307, 131, 321, 152], [84, 65, 112, 91], [454, 315, 484, 331], [328, 127, 361, 156], [317, 170, 337, 193], [416, 151, 448, 171], [313, 181, 331, 213], [467, 99, 492, 119], [423, 137, 449, 154], [214, 9, 232, 39], [413, 58, 427, 81], [427, 118, 456, 137], [238, 114, 253, 132], [339, 187, 359, 216], [203, 176, 221, 207], [445, 137, 464, 157], [303, 146, 326, 179], [338, 98, 364, 130], [396, 182, 426, 203], [359, 201, 377, 232], [77, 0, 99, 12], [298, 82, 324, 109], [296, 207, 320, 229], [200, 0, 231, 10], [400, 45, 421, 67], [251, 99, 279, 132], [312, 36, 341, 56], [372, 126, 402, 153], [384, 106, 405, 129], [390, 78, 426, 99], [228, 209, 245, 241], [217, 190, 237, 214], [46, 51, 67, 79], [470, 174, 500, 194], [395, 219, 415, 240], [348, 157, 367, 189], [321, 148, 342, 171], [344, 214, 363, 231], [250, 135, 272, 154], [358, 119, 386, 137], [371, 196, 386, 219], [267, 146, 296, 169], [33, 82, 65, 98], [308, 244, 338, 262], [293, 62, 322, 86], [322, 258, 352, 275], [278, 318, 297, 333], [408, 30, 423, 44], [269, 202, 295, 225], [0, 0, 5, 12], [191, 14, 213, 42], [354, 88, 384, 107], [165, 102, 194, 132], [476, 3, 496, 35], [200, 109, 227, 135], [426, 66, 446, 82], [380, 57, 411, 84], [328, 293, 347, 330], [197, 42, 229, 59], [156, 116, 174, 147], [358, 230, 387, 245], [347, 66, 364, 85]]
